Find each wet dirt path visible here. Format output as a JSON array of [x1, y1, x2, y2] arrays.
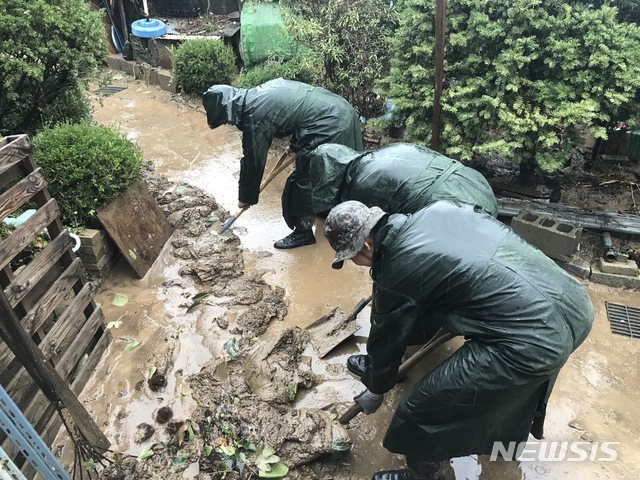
[[75, 72, 640, 480]]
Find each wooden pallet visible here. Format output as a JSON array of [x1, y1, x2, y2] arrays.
[[0, 135, 110, 474]]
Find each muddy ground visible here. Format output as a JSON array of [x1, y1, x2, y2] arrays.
[[57, 73, 640, 480]]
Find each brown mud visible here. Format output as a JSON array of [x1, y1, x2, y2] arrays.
[[57, 73, 640, 480]]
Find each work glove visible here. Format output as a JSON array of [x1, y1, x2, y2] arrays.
[[354, 389, 384, 414]]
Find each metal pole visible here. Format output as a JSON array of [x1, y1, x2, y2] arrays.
[[0, 446, 29, 480], [0, 386, 71, 480], [431, 0, 447, 152]]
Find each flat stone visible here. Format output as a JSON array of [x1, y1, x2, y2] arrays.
[[598, 258, 639, 276]]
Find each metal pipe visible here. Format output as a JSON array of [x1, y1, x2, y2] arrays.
[[602, 231, 616, 262]]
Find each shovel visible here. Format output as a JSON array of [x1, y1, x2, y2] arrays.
[[338, 327, 455, 425], [219, 151, 297, 234], [306, 296, 372, 358]]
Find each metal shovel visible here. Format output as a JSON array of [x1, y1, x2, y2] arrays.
[[219, 151, 297, 234]]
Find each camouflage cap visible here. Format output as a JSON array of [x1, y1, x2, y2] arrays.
[[323, 200, 386, 269]]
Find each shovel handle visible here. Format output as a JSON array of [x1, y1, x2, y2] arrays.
[[338, 329, 455, 425], [346, 295, 372, 322]]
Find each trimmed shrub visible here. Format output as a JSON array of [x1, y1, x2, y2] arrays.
[[0, 0, 106, 136], [172, 39, 238, 95], [236, 56, 320, 89], [33, 123, 143, 228]]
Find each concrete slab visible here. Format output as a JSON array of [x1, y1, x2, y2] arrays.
[[598, 258, 639, 276]]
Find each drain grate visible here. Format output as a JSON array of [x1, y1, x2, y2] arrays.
[[605, 302, 640, 339], [93, 85, 127, 95]]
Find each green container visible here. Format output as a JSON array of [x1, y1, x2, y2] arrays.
[[240, 1, 296, 68], [628, 130, 640, 163]]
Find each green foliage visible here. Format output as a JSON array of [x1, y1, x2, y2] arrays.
[[382, 0, 640, 172], [282, 0, 398, 118], [236, 55, 320, 89], [33, 123, 143, 228], [171, 39, 238, 95], [0, 0, 106, 136]]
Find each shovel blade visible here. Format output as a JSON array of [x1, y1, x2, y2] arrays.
[[219, 215, 236, 234], [306, 307, 360, 358]]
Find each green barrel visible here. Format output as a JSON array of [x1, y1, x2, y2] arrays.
[[240, 1, 296, 68], [628, 130, 640, 163]]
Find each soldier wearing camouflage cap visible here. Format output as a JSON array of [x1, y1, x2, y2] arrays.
[[323, 200, 594, 480]]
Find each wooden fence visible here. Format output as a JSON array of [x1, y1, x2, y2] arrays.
[[0, 134, 110, 477]]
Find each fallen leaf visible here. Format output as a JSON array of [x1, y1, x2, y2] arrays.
[[112, 293, 128, 307], [106, 321, 123, 329], [124, 341, 141, 352]]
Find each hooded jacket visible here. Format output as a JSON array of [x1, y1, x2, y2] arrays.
[[203, 78, 363, 207], [364, 201, 594, 460], [309, 142, 498, 216]]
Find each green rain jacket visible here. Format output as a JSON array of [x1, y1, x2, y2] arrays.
[[203, 79, 363, 227], [365, 201, 594, 461], [309, 142, 497, 216]]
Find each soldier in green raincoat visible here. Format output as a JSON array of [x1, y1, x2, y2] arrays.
[[203, 78, 363, 249], [323, 200, 594, 480], [309, 142, 497, 217]]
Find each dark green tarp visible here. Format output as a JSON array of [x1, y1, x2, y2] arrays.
[[309, 142, 498, 216], [364, 201, 594, 461]]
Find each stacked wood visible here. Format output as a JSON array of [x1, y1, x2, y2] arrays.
[[0, 135, 110, 477]]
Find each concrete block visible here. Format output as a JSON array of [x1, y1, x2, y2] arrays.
[[156, 69, 177, 93], [598, 258, 639, 276], [105, 54, 123, 70], [590, 265, 640, 289], [511, 211, 581, 261]]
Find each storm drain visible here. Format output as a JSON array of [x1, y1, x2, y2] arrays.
[[93, 85, 127, 95], [605, 302, 640, 339]]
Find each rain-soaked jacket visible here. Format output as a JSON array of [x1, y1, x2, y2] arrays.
[[365, 201, 594, 461], [309, 142, 498, 216], [203, 79, 363, 228]]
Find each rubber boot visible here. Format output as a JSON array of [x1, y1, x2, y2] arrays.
[[273, 228, 316, 249]]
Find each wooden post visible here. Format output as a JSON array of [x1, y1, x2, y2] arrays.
[[431, 0, 447, 152]]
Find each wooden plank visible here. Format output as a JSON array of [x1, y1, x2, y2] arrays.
[[0, 168, 47, 223], [0, 258, 83, 373], [3, 231, 71, 308], [497, 198, 640, 235], [20, 258, 84, 337], [0, 198, 60, 271], [53, 309, 106, 379], [42, 282, 99, 358], [0, 135, 31, 176], [0, 291, 110, 450], [0, 163, 27, 193], [97, 181, 173, 278]]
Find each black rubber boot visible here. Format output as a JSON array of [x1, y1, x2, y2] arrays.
[[273, 229, 316, 249], [346, 354, 368, 378], [371, 469, 415, 480]]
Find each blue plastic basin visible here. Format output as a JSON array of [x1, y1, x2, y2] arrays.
[[131, 18, 167, 38]]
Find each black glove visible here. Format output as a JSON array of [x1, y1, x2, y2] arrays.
[[354, 389, 384, 414]]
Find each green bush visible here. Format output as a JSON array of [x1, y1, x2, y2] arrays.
[[236, 56, 320, 88], [0, 0, 106, 136], [381, 0, 640, 173], [33, 123, 143, 228], [172, 39, 238, 95]]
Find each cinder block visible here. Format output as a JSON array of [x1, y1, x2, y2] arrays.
[[598, 258, 639, 277], [156, 69, 177, 93], [105, 54, 123, 70], [511, 211, 582, 261], [591, 264, 640, 289]]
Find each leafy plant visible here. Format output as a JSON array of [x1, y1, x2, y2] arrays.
[[236, 55, 320, 89], [171, 39, 238, 95], [33, 122, 143, 228], [0, 0, 106, 136], [381, 0, 640, 173], [255, 443, 288, 478], [282, 0, 398, 118]]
